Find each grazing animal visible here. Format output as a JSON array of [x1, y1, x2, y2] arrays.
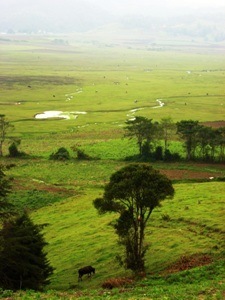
[[78, 266, 95, 281]]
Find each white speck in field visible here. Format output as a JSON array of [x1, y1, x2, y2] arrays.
[[152, 99, 165, 108]]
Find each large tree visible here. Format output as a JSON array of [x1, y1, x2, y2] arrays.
[[93, 163, 174, 273], [0, 212, 54, 291]]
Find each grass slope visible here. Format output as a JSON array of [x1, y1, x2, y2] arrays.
[[2, 179, 225, 299]]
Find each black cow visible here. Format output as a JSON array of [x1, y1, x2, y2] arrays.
[[78, 266, 95, 281]]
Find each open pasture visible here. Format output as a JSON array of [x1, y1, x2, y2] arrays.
[[1, 36, 225, 140]]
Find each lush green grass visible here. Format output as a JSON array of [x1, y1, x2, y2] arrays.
[[0, 36, 225, 299]]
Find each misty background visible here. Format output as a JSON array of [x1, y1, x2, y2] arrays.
[[1, 0, 225, 42]]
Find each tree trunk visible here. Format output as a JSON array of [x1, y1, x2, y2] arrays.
[[0, 141, 3, 157]]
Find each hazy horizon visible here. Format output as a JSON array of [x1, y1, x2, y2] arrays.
[[1, 0, 225, 42], [2, 0, 225, 17]]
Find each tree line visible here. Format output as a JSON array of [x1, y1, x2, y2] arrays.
[[1, 114, 225, 163], [125, 117, 225, 163]]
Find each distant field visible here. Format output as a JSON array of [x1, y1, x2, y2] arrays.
[[0, 36, 225, 299], [1, 36, 225, 141]]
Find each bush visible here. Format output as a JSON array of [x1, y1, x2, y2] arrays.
[[102, 277, 134, 289], [154, 146, 163, 160], [49, 147, 70, 160], [8, 142, 20, 157], [71, 145, 94, 160], [8, 142, 27, 158], [76, 149, 91, 160], [164, 149, 181, 162]]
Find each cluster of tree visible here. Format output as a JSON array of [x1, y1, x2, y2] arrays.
[[125, 117, 225, 163], [0, 166, 53, 291], [1, 114, 224, 163], [49, 146, 93, 161], [177, 120, 225, 162], [93, 163, 174, 273]]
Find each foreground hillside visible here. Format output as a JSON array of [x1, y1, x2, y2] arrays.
[[1, 155, 225, 299]]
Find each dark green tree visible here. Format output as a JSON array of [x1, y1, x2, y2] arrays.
[[176, 120, 201, 160], [160, 117, 176, 151], [93, 163, 174, 273], [0, 115, 14, 157], [124, 117, 158, 157], [0, 165, 15, 222], [0, 212, 54, 291]]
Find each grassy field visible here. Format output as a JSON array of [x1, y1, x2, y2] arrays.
[[0, 35, 225, 299]]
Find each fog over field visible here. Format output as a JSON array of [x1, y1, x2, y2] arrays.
[[1, 0, 225, 41]]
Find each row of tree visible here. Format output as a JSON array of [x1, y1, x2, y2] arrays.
[[125, 117, 225, 162], [1, 114, 225, 162]]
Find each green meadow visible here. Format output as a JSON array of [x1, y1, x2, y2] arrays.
[[0, 36, 225, 299]]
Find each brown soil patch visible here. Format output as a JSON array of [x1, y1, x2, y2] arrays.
[[164, 254, 212, 274], [202, 120, 225, 128], [159, 169, 223, 180], [12, 179, 74, 196]]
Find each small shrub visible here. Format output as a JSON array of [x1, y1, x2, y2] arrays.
[[8, 142, 27, 158], [161, 213, 171, 221], [154, 146, 163, 160], [164, 149, 181, 162], [77, 149, 91, 160], [71, 145, 94, 160], [0, 288, 14, 298], [49, 147, 70, 160], [102, 277, 134, 290], [8, 142, 20, 157]]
